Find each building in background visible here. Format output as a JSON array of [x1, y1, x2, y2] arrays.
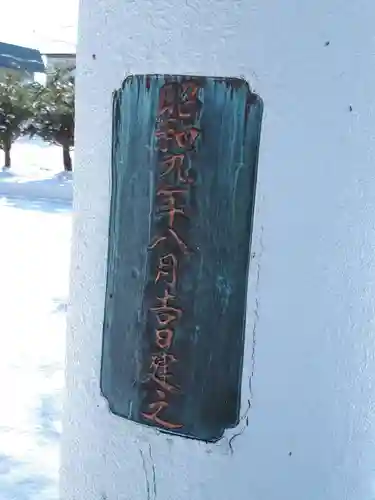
[[43, 52, 76, 82], [0, 41, 45, 82]]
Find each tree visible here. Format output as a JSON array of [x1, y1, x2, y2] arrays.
[[29, 69, 75, 171], [0, 74, 35, 168]]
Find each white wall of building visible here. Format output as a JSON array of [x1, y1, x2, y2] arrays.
[[62, 1, 375, 499], [45, 55, 76, 73]]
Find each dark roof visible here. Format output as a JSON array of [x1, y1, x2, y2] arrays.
[[0, 41, 45, 73], [44, 53, 76, 59]]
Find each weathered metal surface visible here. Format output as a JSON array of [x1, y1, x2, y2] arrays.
[[101, 74, 263, 442]]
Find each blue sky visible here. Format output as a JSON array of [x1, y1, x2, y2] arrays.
[[3, 0, 78, 53]]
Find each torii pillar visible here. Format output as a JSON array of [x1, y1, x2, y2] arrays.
[[61, 1, 375, 499]]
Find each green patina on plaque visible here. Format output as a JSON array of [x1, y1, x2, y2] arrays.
[[101, 75, 263, 442]]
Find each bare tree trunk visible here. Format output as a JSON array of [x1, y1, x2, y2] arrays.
[[63, 144, 72, 172], [4, 145, 11, 168]]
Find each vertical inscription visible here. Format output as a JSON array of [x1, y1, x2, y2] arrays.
[[140, 80, 202, 431]]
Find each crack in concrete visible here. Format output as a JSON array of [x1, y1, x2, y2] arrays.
[[228, 224, 264, 455], [149, 444, 157, 500], [228, 423, 247, 455], [249, 298, 259, 398], [139, 449, 151, 500], [249, 224, 264, 400]]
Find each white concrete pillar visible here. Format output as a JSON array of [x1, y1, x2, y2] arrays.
[[61, 0, 375, 499]]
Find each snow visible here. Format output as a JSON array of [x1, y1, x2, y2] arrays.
[[0, 139, 72, 499], [0, 138, 73, 203]]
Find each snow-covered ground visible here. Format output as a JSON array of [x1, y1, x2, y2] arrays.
[[0, 139, 72, 499], [0, 138, 73, 202]]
